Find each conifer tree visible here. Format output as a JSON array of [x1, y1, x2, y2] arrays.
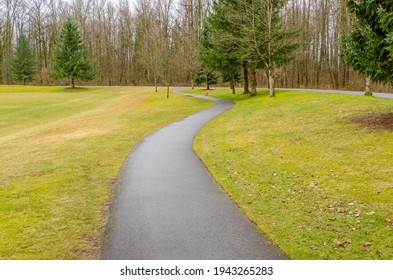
[[342, 0, 393, 95], [200, 0, 300, 97], [236, 0, 301, 97], [12, 34, 36, 85], [199, 0, 243, 94], [53, 18, 94, 88], [198, 27, 241, 94]]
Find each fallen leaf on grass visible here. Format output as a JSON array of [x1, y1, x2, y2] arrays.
[[333, 239, 345, 248]]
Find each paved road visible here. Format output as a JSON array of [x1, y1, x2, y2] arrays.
[[102, 88, 287, 260], [278, 88, 393, 99]]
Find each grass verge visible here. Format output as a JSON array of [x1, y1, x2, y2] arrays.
[[187, 88, 393, 260], [0, 86, 213, 259]]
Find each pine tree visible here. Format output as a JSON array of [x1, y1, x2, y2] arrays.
[[53, 18, 94, 88], [342, 0, 393, 95], [200, 0, 300, 97], [198, 27, 241, 94], [12, 34, 36, 85], [199, 0, 243, 94], [237, 0, 301, 97], [193, 67, 218, 90]]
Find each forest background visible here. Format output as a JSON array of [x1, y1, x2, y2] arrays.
[[1, 0, 391, 92]]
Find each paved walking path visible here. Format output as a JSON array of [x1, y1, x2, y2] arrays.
[[102, 88, 287, 260], [279, 88, 393, 99]]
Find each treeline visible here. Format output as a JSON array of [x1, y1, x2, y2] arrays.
[[0, 0, 391, 91], [0, 0, 208, 87]]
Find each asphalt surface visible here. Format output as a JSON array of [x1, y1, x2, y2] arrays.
[[278, 88, 393, 99], [102, 88, 287, 260]]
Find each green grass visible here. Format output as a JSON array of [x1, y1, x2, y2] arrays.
[[0, 85, 100, 93], [0, 86, 213, 259], [187, 88, 393, 260]]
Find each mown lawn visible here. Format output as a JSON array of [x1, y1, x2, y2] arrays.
[[0, 86, 213, 259], [188, 88, 393, 260]]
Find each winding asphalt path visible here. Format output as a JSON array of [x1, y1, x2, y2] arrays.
[[102, 88, 287, 260]]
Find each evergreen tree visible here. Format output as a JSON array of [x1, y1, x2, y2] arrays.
[[198, 26, 241, 94], [237, 0, 301, 97], [12, 34, 36, 85], [199, 0, 245, 94], [193, 67, 218, 90], [53, 18, 94, 88], [342, 0, 393, 95], [200, 0, 300, 97]]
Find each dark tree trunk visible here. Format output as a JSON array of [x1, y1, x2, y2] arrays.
[[243, 61, 250, 94], [250, 68, 257, 96], [231, 80, 235, 94]]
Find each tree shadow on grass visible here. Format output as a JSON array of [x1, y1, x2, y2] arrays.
[[352, 112, 393, 131]]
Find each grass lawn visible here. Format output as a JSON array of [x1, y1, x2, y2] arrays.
[[0, 86, 213, 259], [186, 88, 393, 260]]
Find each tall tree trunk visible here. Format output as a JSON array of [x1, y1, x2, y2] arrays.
[[231, 79, 235, 94], [365, 76, 372, 96], [243, 61, 250, 93], [167, 85, 170, 98], [267, 1, 275, 98], [250, 67, 257, 96], [268, 66, 275, 98], [71, 78, 75, 88]]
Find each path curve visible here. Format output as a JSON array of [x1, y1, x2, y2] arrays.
[[102, 88, 287, 260]]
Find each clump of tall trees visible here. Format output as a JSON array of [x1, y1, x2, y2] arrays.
[[199, 0, 301, 97], [10, 17, 95, 88]]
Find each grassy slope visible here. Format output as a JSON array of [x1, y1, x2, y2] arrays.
[[189, 88, 393, 260], [0, 86, 213, 259]]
